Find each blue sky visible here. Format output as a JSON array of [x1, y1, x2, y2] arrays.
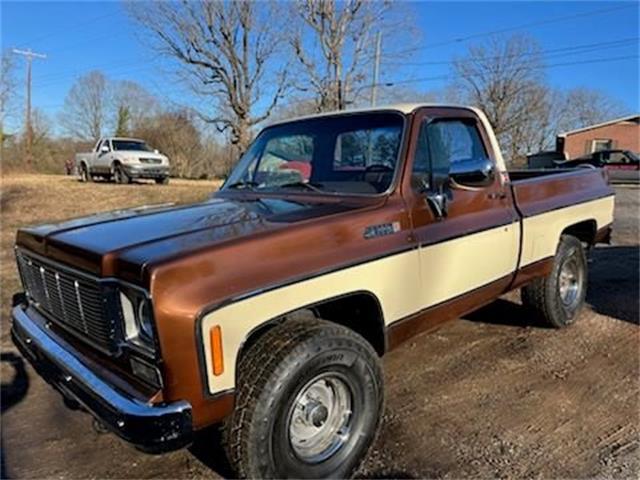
[[2, 1, 639, 135]]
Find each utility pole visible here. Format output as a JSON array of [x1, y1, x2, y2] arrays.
[[370, 31, 382, 107], [13, 48, 46, 165]]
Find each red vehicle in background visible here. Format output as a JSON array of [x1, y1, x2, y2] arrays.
[[559, 149, 639, 184]]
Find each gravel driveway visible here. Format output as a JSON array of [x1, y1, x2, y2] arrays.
[[1, 179, 638, 479]]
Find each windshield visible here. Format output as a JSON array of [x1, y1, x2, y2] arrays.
[[223, 112, 404, 195], [112, 140, 153, 152]]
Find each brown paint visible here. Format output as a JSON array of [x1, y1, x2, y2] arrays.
[[510, 169, 614, 218], [509, 257, 555, 290]]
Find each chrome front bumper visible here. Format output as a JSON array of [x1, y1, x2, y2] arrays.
[[123, 164, 169, 179], [11, 303, 192, 453]]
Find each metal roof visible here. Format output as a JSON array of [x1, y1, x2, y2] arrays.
[[267, 103, 477, 126], [558, 114, 640, 137]]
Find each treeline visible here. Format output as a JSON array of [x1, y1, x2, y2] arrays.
[[1, 1, 629, 176]]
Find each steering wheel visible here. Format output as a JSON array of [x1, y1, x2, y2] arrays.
[[364, 164, 394, 173]]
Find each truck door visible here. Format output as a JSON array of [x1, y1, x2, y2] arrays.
[[95, 138, 111, 173], [403, 108, 520, 312]]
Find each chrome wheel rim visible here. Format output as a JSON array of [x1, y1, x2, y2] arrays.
[[559, 255, 581, 309], [288, 373, 353, 464]]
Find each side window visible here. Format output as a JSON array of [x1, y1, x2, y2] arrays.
[[101, 139, 111, 152], [411, 119, 492, 190], [607, 152, 626, 164]]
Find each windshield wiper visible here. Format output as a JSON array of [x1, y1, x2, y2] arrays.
[[226, 180, 259, 190], [277, 181, 334, 193]]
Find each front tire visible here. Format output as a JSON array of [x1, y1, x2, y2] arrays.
[[155, 176, 169, 185], [114, 164, 131, 184], [521, 234, 588, 328], [224, 318, 383, 479]]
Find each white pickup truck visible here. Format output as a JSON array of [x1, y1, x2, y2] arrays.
[[76, 137, 171, 184]]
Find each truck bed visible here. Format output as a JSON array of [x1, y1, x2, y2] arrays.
[[509, 167, 614, 270]]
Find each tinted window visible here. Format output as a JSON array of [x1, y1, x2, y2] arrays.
[[225, 113, 404, 195], [112, 140, 153, 152]]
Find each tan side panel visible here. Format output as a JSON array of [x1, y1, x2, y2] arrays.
[[521, 196, 614, 266], [200, 223, 519, 394], [416, 222, 519, 308], [201, 249, 422, 392]]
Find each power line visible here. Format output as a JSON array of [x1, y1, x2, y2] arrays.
[[374, 54, 639, 88], [385, 3, 637, 57], [385, 37, 639, 67]]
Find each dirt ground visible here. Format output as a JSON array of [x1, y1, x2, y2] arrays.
[[1, 175, 638, 479]]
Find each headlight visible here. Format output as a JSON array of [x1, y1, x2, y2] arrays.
[[137, 299, 154, 339], [119, 288, 155, 350]]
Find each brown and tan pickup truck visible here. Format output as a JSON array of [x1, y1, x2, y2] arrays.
[[11, 104, 614, 478]]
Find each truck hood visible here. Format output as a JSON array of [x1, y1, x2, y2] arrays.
[[16, 196, 358, 284]]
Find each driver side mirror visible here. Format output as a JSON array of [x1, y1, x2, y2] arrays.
[[450, 158, 494, 186], [423, 165, 450, 220], [100, 145, 109, 154]]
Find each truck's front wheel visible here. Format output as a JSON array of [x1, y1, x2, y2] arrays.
[[114, 164, 131, 184], [521, 234, 588, 328], [224, 318, 383, 479]]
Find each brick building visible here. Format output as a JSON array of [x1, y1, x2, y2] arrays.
[[557, 114, 640, 159]]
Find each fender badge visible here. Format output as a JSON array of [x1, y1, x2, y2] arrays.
[[364, 222, 401, 239]]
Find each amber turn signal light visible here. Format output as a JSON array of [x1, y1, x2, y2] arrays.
[[210, 325, 224, 376]]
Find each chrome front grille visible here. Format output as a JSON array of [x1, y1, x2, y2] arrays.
[[16, 250, 118, 353]]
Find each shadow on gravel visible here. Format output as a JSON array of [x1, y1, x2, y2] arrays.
[[189, 424, 235, 479], [588, 246, 639, 325], [1, 352, 30, 479], [464, 245, 639, 328], [463, 298, 549, 328]]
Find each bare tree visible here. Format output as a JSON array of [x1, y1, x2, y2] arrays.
[[59, 71, 109, 141], [111, 80, 159, 135], [558, 88, 626, 132], [1, 50, 19, 143], [452, 34, 547, 163], [127, 0, 288, 155], [130, 109, 229, 179], [290, 0, 397, 112]]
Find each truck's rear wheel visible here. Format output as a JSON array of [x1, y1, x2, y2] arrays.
[[521, 234, 587, 328], [79, 164, 91, 182], [224, 318, 383, 479]]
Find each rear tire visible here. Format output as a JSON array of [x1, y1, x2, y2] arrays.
[[521, 234, 588, 328], [223, 318, 383, 479], [79, 164, 91, 182]]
